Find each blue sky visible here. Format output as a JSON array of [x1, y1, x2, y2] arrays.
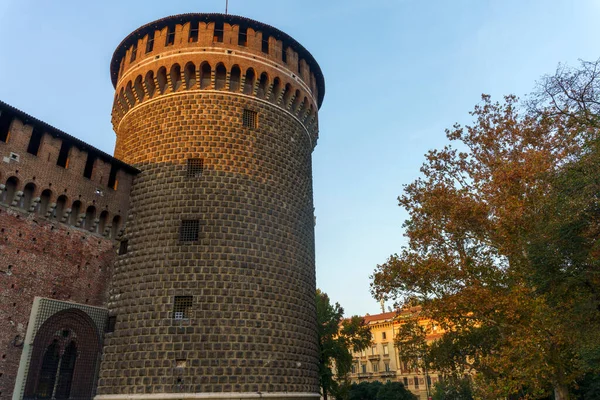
[[1, 0, 599, 316]]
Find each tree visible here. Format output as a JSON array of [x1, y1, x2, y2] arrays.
[[371, 59, 600, 399], [376, 382, 417, 400], [317, 289, 372, 400]]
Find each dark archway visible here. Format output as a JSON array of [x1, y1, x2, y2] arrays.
[[24, 309, 102, 400]]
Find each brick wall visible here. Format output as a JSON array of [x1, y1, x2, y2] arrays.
[[0, 207, 117, 399]]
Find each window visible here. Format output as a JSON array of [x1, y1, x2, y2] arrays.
[[281, 44, 287, 63], [189, 21, 199, 43], [180, 220, 200, 242], [403, 377, 409, 387], [213, 21, 224, 42], [238, 26, 247, 46], [106, 316, 117, 333], [383, 344, 389, 355], [371, 346, 377, 355], [107, 165, 119, 190], [187, 158, 204, 177], [130, 42, 137, 62], [382, 332, 387, 340], [119, 240, 129, 255], [165, 25, 176, 46], [83, 154, 95, 179], [262, 35, 269, 53], [146, 31, 155, 53], [56, 142, 70, 168], [173, 296, 193, 319], [351, 364, 356, 374], [27, 127, 43, 156], [361, 364, 367, 374], [414, 376, 419, 389], [243, 109, 257, 128], [385, 363, 390, 372], [0, 110, 12, 142], [360, 349, 366, 357], [372, 362, 379, 372]]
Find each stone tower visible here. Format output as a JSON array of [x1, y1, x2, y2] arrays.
[[96, 13, 324, 400]]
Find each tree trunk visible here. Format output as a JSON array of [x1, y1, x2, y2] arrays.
[[322, 390, 328, 400], [554, 384, 570, 400]]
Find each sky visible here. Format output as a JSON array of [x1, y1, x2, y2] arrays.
[[1, 0, 599, 317]]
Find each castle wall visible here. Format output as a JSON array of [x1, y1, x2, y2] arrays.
[[0, 208, 117, 399]]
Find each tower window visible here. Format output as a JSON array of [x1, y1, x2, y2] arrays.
[[173, 296, 193, 319], [165, 25, 176, 46], [262, 36, 269, 53], [281, 44, 287, 63], [213, 21, 224, 43], [189, 21, 199, 43], [56, 142, 71, 168], [146, 31, 155, 53], [130, 42, 137, 62], [179, 220, 199, 242], [119, 240, 129, 255], [186, 158, 204, 177], [238, 26, 247, 46], [243, 109, 257, 128], [27, 127, 43, 156], [106, 316, 116, 333]]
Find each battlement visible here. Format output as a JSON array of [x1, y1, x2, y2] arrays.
[[0, 101, 138, 238], [111, 13, 325, 106]]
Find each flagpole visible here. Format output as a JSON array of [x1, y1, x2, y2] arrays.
[[226, 0, 228, 14]]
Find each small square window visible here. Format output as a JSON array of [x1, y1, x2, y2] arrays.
[[119, 240, 129, 255], [173, 296, 193, 319], [179, 220, 199, 242], [243, 109, 257, 128], [187, 158, 204, 178], [106, 316, 116, 333]]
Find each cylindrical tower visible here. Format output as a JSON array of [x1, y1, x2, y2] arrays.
[[96, 13, 324, 400]]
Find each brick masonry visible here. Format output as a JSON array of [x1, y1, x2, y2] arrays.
[[0, 208, 117, 399]]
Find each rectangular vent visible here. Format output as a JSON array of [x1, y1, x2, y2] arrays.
[[186, 158, 204, 178], [173, 296, 193, 319], [243, 109, 257, 128], [179, 220, 199, 242]]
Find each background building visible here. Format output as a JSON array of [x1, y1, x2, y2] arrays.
[[0, 12, 324, 400], [348, 309, 444, 400]]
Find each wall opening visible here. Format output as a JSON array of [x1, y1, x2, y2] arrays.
[[243, 109, 258, 129], [39, 189, 52, 216], [257, 73, 268, 98], [215, 64, 226, 90], [21, 182, 36, 211], [165, 25, 176, 46], [238, 26, 247, 46], [111, 215, 121, 239], [213, 21, 224, 43], [243, 69, 255, 95], [69, 200, 82, 226], [200, 63, 211, 89], [35, 340, 59, 398], [173, 296, 193, 319], [145, 31, 155, 53], [0, 110, 12, 142], [189, 20, 199, 43], [229, 65, 241, 92], [2, 176, 18, 205], [270, 78, 282, 103], [83, 154, 96, 179], [186, 158, 204, 178], [56, 142, 71, 168], [84, 206, 96, 231], [179, 220, 199, 242], [54, 195, 67, 221], [134, 75, 145, 103], [145, 71, 156, 98], [27, 127, 43, 156], [125, 81, 136, 106], [157, 67, 168, 94], [282, 84, 293, 108], [130, 42, 137, 63], [281, 44, 287, 63], [98, 210, 109, 235], [170, 64, 182, 91], [107, 165, 119, 190], [119, 239, 129, 255], [262, 35, 269, 54], [184, 62, 196, 89]]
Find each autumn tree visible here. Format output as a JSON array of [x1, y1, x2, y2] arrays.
[[317, 289, 372, 400], [371, 59, 600, 399]]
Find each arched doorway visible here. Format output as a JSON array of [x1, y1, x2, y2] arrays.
[[23, 309, 102, 400]]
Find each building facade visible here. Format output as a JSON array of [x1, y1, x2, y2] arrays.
[[348, 310, 443, 400], [1, 12, 324, 400]]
